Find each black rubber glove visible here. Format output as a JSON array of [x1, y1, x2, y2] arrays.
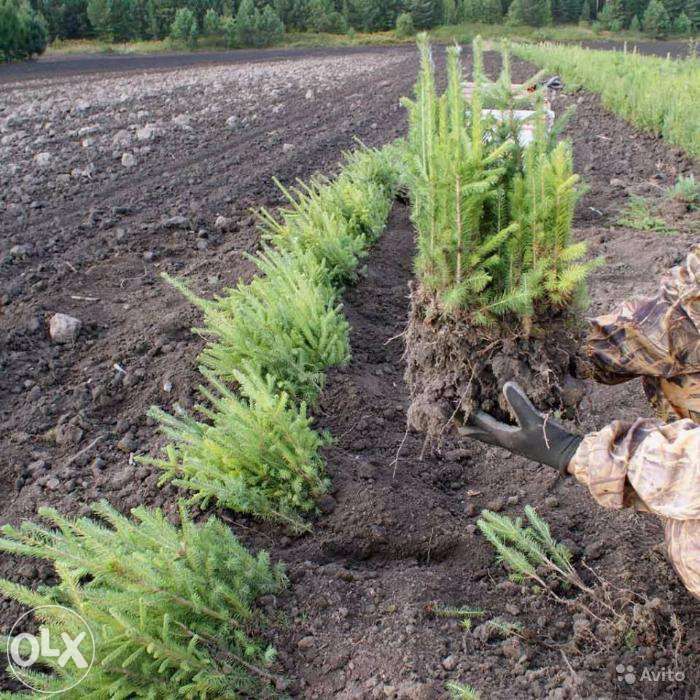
[[458, 382, 583, 472]]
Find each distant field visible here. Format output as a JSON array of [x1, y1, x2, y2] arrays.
[[42, 22, 681, 59]]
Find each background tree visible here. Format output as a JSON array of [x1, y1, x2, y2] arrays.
[[629, 11, 640, 27], [671, 8, 691, 28], [255, 2, 284, 43], [410, 0, 438, 28], [442, 0, 458, 22], [597, 0, 626, 27], [1, 0, 48, 60], [578, 0, 590, 18], [307, 0, 346, 31], [507, 0, 552, 25], [642, 0, 670, 34], [170, 4, 197, 44], [88, 0, 138, 39], [395, 9, 415, 33], [202, 5, 219, 31], [274, 0, 309, 30], [462, 0, 502, 22]]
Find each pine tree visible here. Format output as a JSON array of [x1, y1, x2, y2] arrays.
[[203, 5, 220, 31], [629, 11, 640, 27], [684, 0, 699, 27], [395, 10, 415, 34], [442, 0, 458, 22], [170, 6, 197, 45], [255, 2, 284, 44], [643, 0, 670, 34], [0, 502, 286, 697], [507, 0, 552, 25], [671, 9, 691, 29], [559, 0, 581, 20], [597, 0, 626, 26], [579, 0, 591, 19], [661, 0, 685, 20], [402, 36, 596, 324], [410, 0, 437, 28]]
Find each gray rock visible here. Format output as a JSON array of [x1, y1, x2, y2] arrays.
[[113, 130, 132, 147], [121, 152, 137, 168], [297, 635, 315, 651], [172, 114, 191, 129], [282, 142, 295, 153], [163, 215, 188, 229], [214, 215, 231, 231], [34, 152, 52, 168], [136, 125, 155, 141], [226, 116, 239, 128], [318, 494, 337, 514], [501, 637, 523, 660], [441, 654, 458, 670], [9, 243, 32, 258], [49, 313, 82, 343], [544, 495, 559, 508], [116, 434, 137, 453]]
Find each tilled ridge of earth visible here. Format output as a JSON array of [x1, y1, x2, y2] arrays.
[[1, 48, 699, 697]]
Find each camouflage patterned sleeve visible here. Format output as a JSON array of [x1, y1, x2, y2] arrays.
[[568, 418, 700, 599], [664, 519, 700, 600], [585, 246, 700, 384], [568, 418, 700, 520]]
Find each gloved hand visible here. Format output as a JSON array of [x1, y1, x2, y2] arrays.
[[458, 382, 583, 472]]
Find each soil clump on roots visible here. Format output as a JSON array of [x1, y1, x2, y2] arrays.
[[405, 284, 587, 440]]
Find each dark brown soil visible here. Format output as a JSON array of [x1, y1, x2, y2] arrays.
[[1, 46, 699, 697], [404, 290, 585, 439]]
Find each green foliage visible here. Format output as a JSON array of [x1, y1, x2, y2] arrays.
[[170, 6, 197, 45], [0, 0, 48, 60], [87, 0, 138, 39], [39, 0, 91, 40], [617, 195, 676, 233], [145, 366, 331, 530], [447, 682, 481, 700], [147, 0, 180, 38], [261, 146, 399, 288], [410, 0, 439, 28], [672, 9, 692, 30], [668, 173, 698, 208], [579, 0, 590, 19], [0, 501, 286, 697], [166, 248, 350, 404], [643, 0, 671, 34], [202, 6, 219, 33], [462, 0, 503, 23], [477, 505, 575, 588], [513, 43, 700, 158], [597, 0, 626, 27], [402, 36, 595, 324], [147, 145, 398, 529], [231, 0, 284, 47], [629, 12, 641, 28], [442, 0, 458, 23], [395, 10, 416, 35], [307, 0, 347, 32], [507, 0, 552, 25]]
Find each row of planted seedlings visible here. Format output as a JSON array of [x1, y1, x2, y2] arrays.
[[403, 35, 600, 440], [0, 145, 401, 697]]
